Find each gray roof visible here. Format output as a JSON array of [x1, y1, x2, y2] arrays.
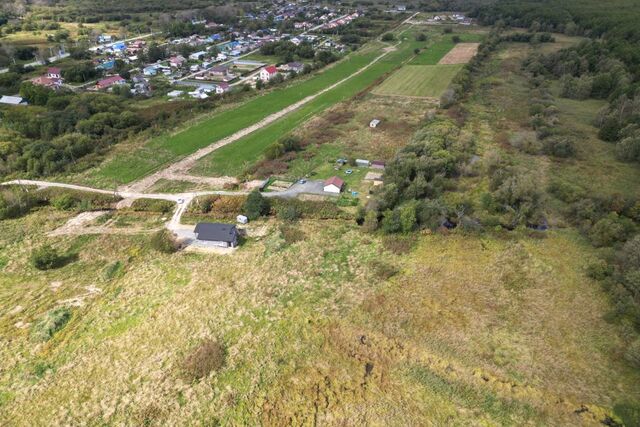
[[194, 222, 238, 242], [0, 95, 26, 105]]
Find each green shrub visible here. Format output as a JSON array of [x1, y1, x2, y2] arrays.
[[40, 188, 120, 211], [0, 188, 39, 220], [182, 339, 226, 380], [625, 339, 640, 369], [31, 307, 71, 342], [51, 194, 76, 211], [150, 229, 179, 253], [30, 245, 70, 270], [381, 33, 395, 42], [279, 224, 305, 244], [589, 213, 635, 247], [244, 190, 270, 220], [130, 198, 175, 213], [277, 204, 300, 221]]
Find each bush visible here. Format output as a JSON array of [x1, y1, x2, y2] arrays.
[[0, 188, 39, 220], [279, 224, 305, 244], [542, 135, 576, 158], [182, 339, 226, 380], [625, 339, 640, 369], [31, 307, 71, 342], [31, 245, 70, 270], [370, 260, 399, 280], [130, 198, 175, 213], [278, 204, 300, 221], [381, 33, 395, 42], [51, 194, 76, 211], [150, 229, 179, 253], [243, 190, 270, 220], [416, 33, 427, 42], [589, 213, 635, 247]]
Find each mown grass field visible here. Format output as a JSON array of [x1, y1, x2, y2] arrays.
[[372, 64, 463, 98], [409, 32, 484, 65]]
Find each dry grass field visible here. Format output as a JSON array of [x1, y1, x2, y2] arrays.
[[438, 42, 480, 64], [0, 207, 637, 425]]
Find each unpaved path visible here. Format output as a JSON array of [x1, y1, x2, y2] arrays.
[[120, 40, 405, 194]]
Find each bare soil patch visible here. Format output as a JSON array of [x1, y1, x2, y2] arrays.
[[438, 43, 480, 64]]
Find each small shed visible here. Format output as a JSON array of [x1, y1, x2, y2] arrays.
[[355, 159, 370, 167], [371, 160, 386, 170], [369, 119, 381, 128], [236, 215, 248, 224], [0, 96, 27, 106]]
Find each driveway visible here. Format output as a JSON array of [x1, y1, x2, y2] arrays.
[[264, 180, 330, 198]]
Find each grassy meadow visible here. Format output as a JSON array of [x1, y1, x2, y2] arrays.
[[0, 206, 638, 425], [372, 64, 463, 98]]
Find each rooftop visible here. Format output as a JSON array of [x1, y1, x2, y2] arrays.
[[194, 223, 238, 242]]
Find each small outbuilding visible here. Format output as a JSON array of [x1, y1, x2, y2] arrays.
[[194, 223, 240, 248], [236, 215, 248, 224], [323, 176, 344, 194], [355, 159, 370, 167], [369, 119, 381, 128], [371, 160, 386, 170]]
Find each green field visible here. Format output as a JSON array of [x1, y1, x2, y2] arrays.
[[372, 64, 463, 98], [409, 33, 484, 65], [90, 51, 378, 184]]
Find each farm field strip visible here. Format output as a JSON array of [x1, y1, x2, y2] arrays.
[[371, 64, 463, 98], [123, 47, 398, 191], [438, 42, 480, 64], [190, 41, 426, 177], [93, 51, 381, 187]]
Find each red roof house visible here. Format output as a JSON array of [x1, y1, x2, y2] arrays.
[[323, 176, 344, 193], [259, 65, 279, 82], [96, 75, 126, 90]]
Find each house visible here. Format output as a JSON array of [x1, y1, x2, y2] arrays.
[[0, 95, 27, 106], [236, 215, 248, 224], [215, 82, 231, 94], [209, 65, 229, 77], [356, 159, 370, 167], [286, 61, 304, 73], [143, 65, 159, 76], [97, 34, 112, 43], [371, 160, 386, 170], [369, 119, 381, 128], [259, 65, 278, 82], [323, 176, 344, 194], [167, 90, 184, 98], [30, 75, 63, 88], [96, 60, 116, 71], [169, 55, 186, 68], [96, 75, 126, 90], [194, 222, 240, 247], [189, 51, 207, 61], [47, 67, 62, 79]]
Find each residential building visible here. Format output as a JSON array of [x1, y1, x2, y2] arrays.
[[259, 65, 279, 81], [194, 223, 240, 247], [323, 176, 344, 194], [96, 75, 126, 90]]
